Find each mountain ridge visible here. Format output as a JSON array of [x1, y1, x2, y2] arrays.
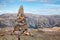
[[0, 13, 60, 28]]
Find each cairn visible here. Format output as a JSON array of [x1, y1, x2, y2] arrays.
[[13, 5, 28, 34], [13, 5, 33, 40]]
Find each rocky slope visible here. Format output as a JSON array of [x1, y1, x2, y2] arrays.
[[0, 13, 60, 28]]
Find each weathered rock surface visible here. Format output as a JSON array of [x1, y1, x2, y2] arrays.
[[0, 13, 60, 28]]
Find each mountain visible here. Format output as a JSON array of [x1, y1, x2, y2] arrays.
[[0, 13, 60, 28]]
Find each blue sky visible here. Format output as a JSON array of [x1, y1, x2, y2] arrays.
[[0, 0, 60, 15]]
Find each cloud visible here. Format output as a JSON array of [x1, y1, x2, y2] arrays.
[[18, 0, 50, 2], [18, 0, 48, 2], [39, 0, 49, 2], [25, 7, 60, 15], [18, 0, 60, 4], [0, 10, 2, 12], [1, 0, 60, 4], [36, 9, 60, 15], [26, 0, 37, 1], [18, 0, 37, 2]]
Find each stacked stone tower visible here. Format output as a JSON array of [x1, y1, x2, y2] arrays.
[[13, 5, 28, 34]]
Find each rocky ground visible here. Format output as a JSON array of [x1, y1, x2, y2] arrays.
[[0, 27, 60, 40]]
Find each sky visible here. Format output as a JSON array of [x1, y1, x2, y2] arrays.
[[0, 0, 60, 15]]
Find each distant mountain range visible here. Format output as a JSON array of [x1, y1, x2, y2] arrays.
[[0, 13, 60, 28]]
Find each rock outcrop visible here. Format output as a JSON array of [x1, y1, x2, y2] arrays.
[[0, 13, 60, 28]]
